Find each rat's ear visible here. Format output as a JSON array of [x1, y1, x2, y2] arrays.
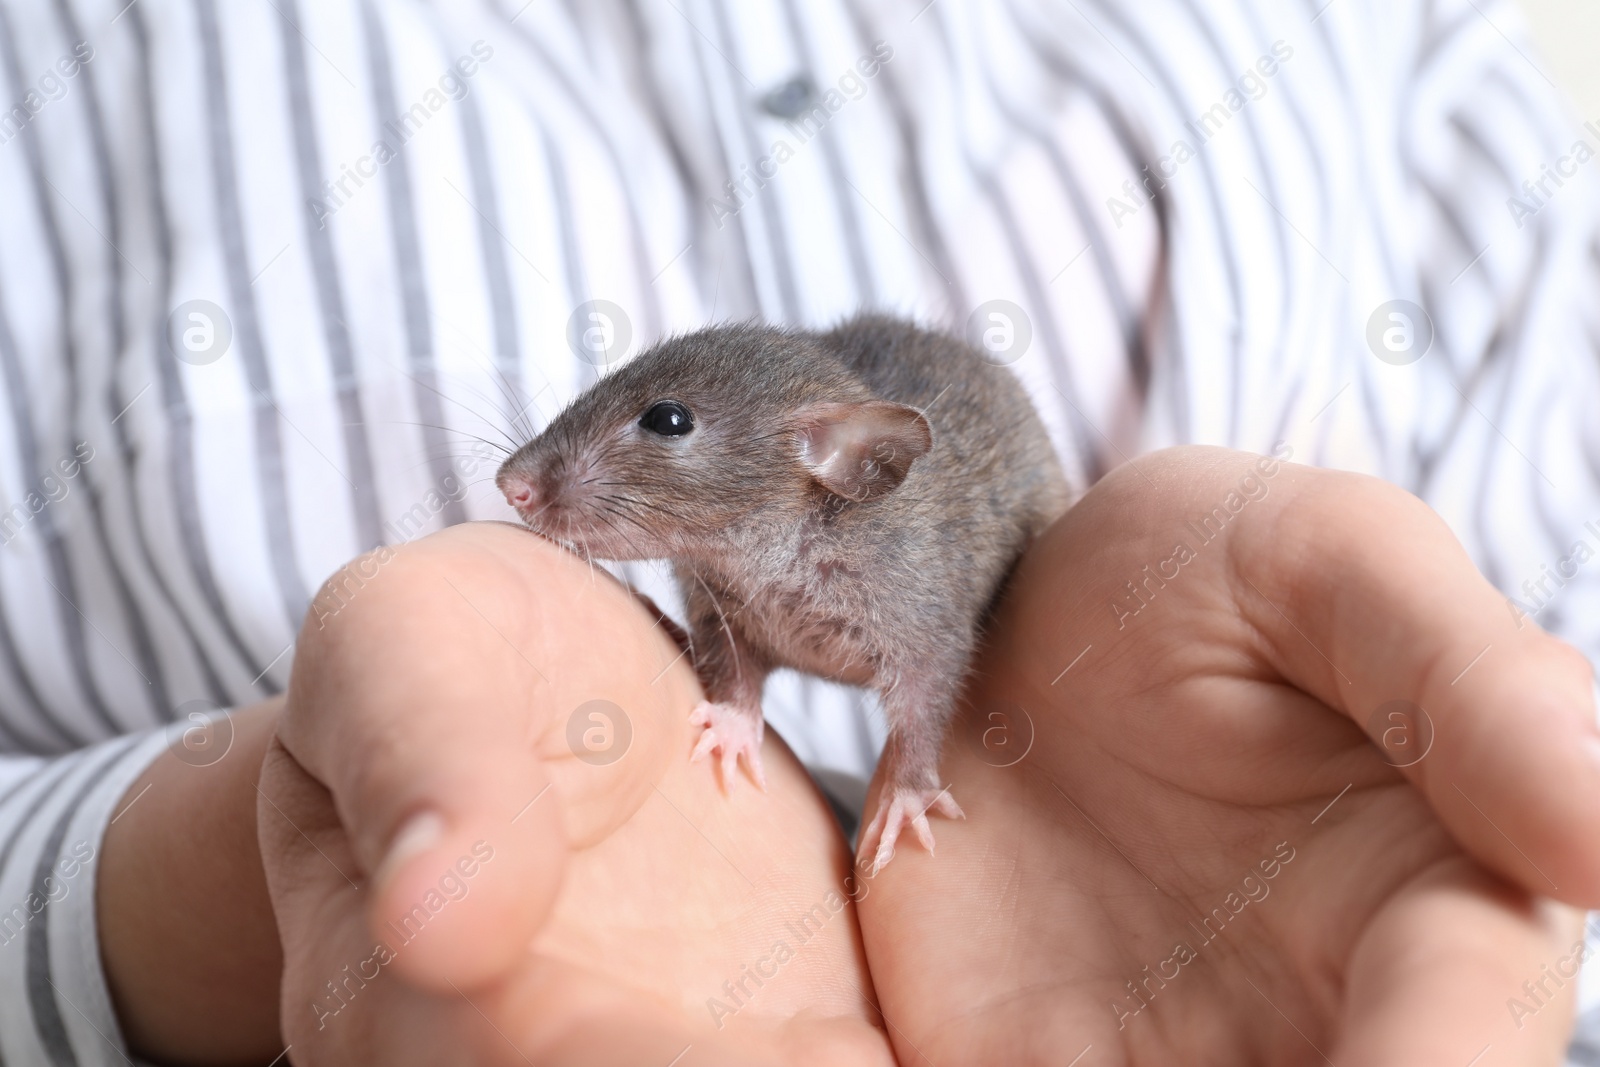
[[794, 400, 932, 501]]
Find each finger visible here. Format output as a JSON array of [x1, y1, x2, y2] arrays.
[[256, 739, 473, 1064], [280, 522, 694, 991], [1215, 452, 1600, 904], [1331, 858, 1583, 1066]]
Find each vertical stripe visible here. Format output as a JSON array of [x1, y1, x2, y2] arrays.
[[276, 0, 385, 552], [455, 87, 524, 399], [1001, 10, 1183, 433], [663, 0, 765, 320], [838, 0, 968, 315], [0, 5, 136, 736], [774, 0, 878, 307], [53, 0, 231, 713], [130, 3, 272, 692], [977, 169, 1106, 483], [0, 570, 82, 754], [617, 0, 716, 265], [0, 269, 120, 739], [491, 0, 666, 341], [1078, 0, 1249, 444], [1412, 107, 1544, 509], [1173, 0, 1296, 397], [535, 123, 592, 343], [356, 0, 468, 528], [194, 0, 314, 628], [23, 0, 177, 723], [1235, 0, 1331, 416], [927, 9, 1104, 481], [981, 68, 1150, 402], [704, 0, 803, 320], [1300, 0, 1399, 466]]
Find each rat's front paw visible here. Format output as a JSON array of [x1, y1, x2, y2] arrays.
[[857, 786, 965, 874], [689, 701, 767, 793]]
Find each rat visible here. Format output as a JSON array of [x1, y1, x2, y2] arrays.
[[495, 313, 1069, 870]]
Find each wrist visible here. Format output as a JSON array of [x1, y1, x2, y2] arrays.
[[97, 697, 285, 1065]]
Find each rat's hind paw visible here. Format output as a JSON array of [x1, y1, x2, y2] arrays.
[[857, 787, 965, 874], [689, 701, 767, 793]]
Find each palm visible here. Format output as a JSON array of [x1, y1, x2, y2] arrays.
[[498, 697, 895, 1066], [859, 448, 1591, 1066]]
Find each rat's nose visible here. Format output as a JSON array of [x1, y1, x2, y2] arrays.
[[496, 469, 543, 514]]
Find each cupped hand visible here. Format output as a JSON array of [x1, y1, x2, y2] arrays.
[[860, 445, 1600, 1066], [257, 522, 894, 1066]]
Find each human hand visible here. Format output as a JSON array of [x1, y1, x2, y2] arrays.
[[860, 446, 1600, 1065], [258, 522, 895, 1066]]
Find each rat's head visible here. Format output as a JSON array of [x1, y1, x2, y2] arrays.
[[495, 322, 932, 560]]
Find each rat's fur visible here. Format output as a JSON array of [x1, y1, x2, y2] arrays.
[[498, 314, 1069, 865]]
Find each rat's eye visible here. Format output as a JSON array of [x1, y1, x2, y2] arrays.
[[640, 400, 694, 437]]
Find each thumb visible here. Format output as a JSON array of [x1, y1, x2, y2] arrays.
[[278, 529, 581, 993]]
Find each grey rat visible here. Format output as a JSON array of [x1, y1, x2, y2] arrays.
[[496, 313, 1069, 870]]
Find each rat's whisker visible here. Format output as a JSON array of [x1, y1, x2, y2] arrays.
[[353, 419, 513, 454], [591, 507, 652, 559], [589, 484, 682, 514], [518, 498, 559, 526], [398, 453, 486, 477], [473, 358, 541, 441], [430, 365, 545, 448], [506, 379, 553, 443], [595, 492, 688, 524], [370, 355, 527, 453], [596, 502, 657, 540], [594, 492, 695, 526]]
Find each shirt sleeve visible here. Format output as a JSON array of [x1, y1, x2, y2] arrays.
[[0, 730, 173, 1067]]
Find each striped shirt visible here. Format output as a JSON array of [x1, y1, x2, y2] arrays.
[[0, 0, 1596, 1061]]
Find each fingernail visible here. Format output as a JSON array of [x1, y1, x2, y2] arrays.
[[376, 810, 444, 889]]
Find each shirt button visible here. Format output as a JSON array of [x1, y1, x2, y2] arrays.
[[759, 74, 817, 119]]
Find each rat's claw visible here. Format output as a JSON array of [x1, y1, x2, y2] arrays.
[[927, 790, 965, 821], [857, 786, 964, 873], [690, 727, 720, 763], [688, 700, 767, 793]]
